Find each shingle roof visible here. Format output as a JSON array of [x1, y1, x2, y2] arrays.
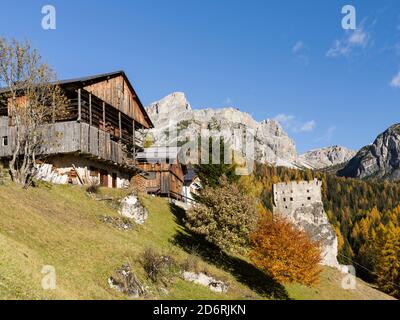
[[59, 70, 153, 128], [0, 70, 154, 128], [58, 70, 125, 86]]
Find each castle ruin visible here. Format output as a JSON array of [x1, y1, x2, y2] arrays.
[[273, 179, 341, 269]]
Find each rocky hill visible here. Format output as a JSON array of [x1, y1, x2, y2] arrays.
[[299, 146, 356, 170], [144, 93, 353, 169], [338, 124, 400, 181]]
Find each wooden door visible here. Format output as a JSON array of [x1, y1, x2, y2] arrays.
[[100, 170, 108, 187], [112, 173, 117, 189]]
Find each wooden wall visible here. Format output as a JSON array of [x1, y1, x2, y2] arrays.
[[83, 75, 151, 129], [0, 117, 12, 157], [0, 120, 130, 166], [135, 162, 185, 198]]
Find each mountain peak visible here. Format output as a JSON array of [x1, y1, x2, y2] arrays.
[[144, 94, 299, 167], [147, 92, 191, 116]]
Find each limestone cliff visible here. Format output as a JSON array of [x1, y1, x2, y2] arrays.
[[338, 124, 400, 181], [299, 146, 356, 170], [145, 92, 300, 168], [144, 92, 355, 171]]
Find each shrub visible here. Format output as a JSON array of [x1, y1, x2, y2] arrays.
[[250, 215, 322, 286], [141, 247, 177, 285], [108, 263, 146, 298], [181, 254, 202, 274], [86, 184, 100, 194], [185, 176, 258, 253]]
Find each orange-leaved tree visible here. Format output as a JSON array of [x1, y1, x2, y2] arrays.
[[250, 215, 322, 286]]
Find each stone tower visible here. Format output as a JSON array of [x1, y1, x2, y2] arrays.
[[273, 179, 340, 269]]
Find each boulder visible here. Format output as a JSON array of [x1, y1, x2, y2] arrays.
[[108, 264, 147, 298], [182, 271, 228, 293], [118, 194, 148, 225]]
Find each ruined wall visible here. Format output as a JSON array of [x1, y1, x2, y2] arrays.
[[273, 179, 322, 215], [273, 179, 341, 269]]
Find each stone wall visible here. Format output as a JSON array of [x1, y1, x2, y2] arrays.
[[273, 179, 341, 269], [273, 179, 322, 215]]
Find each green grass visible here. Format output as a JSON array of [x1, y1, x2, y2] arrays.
[[0, 182, 394, 300]]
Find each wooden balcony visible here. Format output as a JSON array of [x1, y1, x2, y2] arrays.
[[0, 120, 139, 171]]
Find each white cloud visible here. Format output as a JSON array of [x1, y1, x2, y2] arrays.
[[316, 126, 336, 142], [390, 72, 400, 88], [299, 120, 316, 133], [292, 41, 304, 53], [349, 29, 368, 46], [222, 97, 233, 105], [326, 27, 370, 58], [292, 40, 309, 65], [274, 113, 295, 127], [274, 114, 316, 133]]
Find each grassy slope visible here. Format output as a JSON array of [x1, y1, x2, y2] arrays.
[[0, 183, 394, 300]]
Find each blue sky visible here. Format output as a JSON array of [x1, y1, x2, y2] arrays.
[[1, 0, 400, 153]]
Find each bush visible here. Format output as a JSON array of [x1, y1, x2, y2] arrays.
[[86, 184, 100, 194], [181, 254, 202, 274], [185, 176, 258, 253], [141, 247, 177, 285], [250, 215, 322, 286]]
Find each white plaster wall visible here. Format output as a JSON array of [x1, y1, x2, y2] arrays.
[[45, 154, 131, 188]]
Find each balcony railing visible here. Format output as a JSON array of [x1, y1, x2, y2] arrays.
[[0, 120, 139, 169]]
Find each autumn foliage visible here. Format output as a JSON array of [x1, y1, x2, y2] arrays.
[[250, 215, 322, 286], [185, 176, 258, 253]]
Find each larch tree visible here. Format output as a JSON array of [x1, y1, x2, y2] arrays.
[[0, 38, 68, 187], [250, 215, 322, 286]]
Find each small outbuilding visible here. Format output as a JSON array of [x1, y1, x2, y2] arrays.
[[133, 147, 186, 200]]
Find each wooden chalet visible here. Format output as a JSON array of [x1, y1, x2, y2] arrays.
[[133, 147, 186, 199], [0, 71, 154, 188]]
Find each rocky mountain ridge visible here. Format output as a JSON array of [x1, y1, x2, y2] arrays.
[[338, 124, 400, 181], [299, 146, 356, 170], [144, 92, 353, 169]]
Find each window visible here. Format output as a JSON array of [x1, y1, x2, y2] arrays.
[[290, 197, 294, 201], [2, 136, 8, 146], [307, 190, 310, 193], [307, 197, 311, 201], [283, 197, 286, 202], [89, 166, 99, 177], [145, 172, 156, 180]]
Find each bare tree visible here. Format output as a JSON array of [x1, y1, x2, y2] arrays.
[[0, 38, 68, 187]]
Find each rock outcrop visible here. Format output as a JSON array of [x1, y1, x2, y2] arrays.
[[299, 146, 356, 169], [182, 271, 229, 293], [338, 124, 400, 181], [145, 93, 300, 168], [108, 264, 147, 298], [119, 194, 148, 224]]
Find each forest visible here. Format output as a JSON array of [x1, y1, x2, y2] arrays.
[[251, 164, 400, 298]]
